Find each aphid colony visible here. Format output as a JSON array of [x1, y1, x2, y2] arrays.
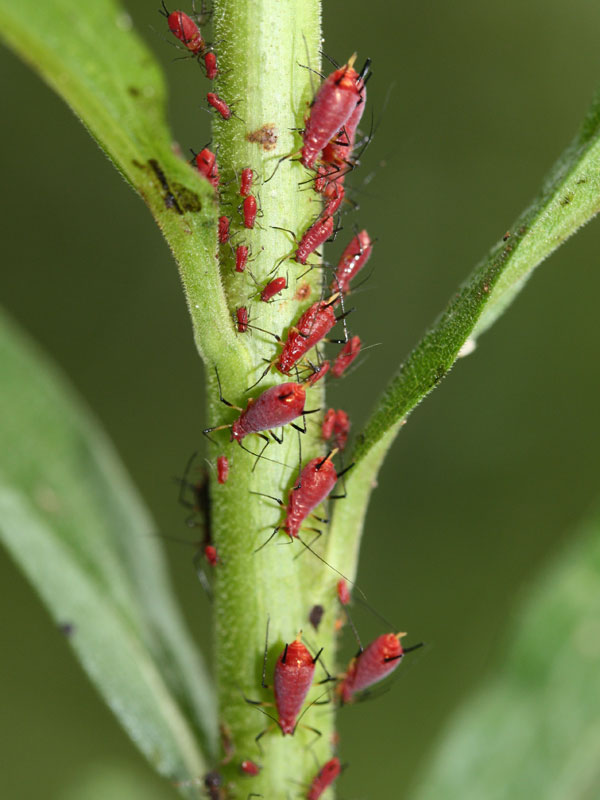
[[163, 6, 418, 796]]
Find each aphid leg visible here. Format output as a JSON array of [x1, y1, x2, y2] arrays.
[[254, 526, 282, 553], [214, 365, 243, 411]]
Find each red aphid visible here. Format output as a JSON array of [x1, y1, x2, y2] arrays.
[[338, 632, 406, 704], [323, 182, 345, 217], [261, 276, 287, 302], [230, 383, 306, 441], [236, 307, 249, 332], [283, 453, 338, 539], [301, 56, 366, 169], [218, 215, 230, 244], [194, 148, 219, 189], [165, 9, 205, 54], [274, 635, 317, 734], [307, 757, 342, 800], [235, 244, 249, 272], [336, 579, 351, 606], [217, 455, 229, 484], [276, 299, 337, 375], [240, 167, 254, 197], [243, 195, 258, 228], [240, 760, 260, 777], [204, 51, 218, 80], [331, 230, 373, 295], [207, 92, 232, 120], [204, 544, 219, 566], [306, 360, 330, 386], [327, 409, 350, 450], [296, 215, 334, 265], [332, 336, 361, 378], [322, 408, 337, 441]]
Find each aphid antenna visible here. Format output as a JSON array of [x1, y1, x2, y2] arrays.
[[297, 536, 365, 599], [296, 60, 326, 81], [300, 32, 319, 97], [318, 49, 340, 70]]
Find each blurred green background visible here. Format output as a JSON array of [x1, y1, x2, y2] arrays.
[[2, 1, 600, 797]]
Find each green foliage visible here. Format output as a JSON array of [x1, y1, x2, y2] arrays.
[[411, 509, 600, 800], [0, 311, 215, 797]]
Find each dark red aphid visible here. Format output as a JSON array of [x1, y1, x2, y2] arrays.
[[261, 276, 286, 302], [235, 244, 249, 273], [301, 55, 366, 169], [322, 408, 350, 450], [194, 147, 219, 189], [240, 760, 261, 776], [336, 578, 351, 606], [307, 757, 342, 800], [236, 306, 249, 332], [204, 544, 219, 566], [332, 335, 361, 378], [218, 215, 230, 244], [306, 360, 330, 386], [243, 195, 258, 229], [240, 167, 254, 197], [276, 299, 337, 375], [322, 182, 345, 217], [331, 230, 373, 295], [283, 453, 338, 539], [204, 382, 307, 443], [204, 51, 218, 80], [164, 8, 205, 55], [207, 92, 232, 120], [274, 634, 317, 734], [217, 455, 229, 484], [338, 632, 406, 704], [296, 215, 334, 265]]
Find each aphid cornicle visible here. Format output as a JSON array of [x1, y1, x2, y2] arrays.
[[307, 757, 342, 800]]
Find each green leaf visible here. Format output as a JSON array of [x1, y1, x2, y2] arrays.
[[0, 310, 217, 797], [327, 89, 600, 586], [410, 509, 600, 800], [0, 0, 241, 369]]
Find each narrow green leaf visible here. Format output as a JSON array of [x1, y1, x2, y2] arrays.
[[0, 310, 217, 795], [0, 0, 240, 369], [327, 88, 600, 587], [410, 509, 600, 800]]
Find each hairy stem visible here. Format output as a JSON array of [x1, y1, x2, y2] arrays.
[[208, 1, 341, 796]]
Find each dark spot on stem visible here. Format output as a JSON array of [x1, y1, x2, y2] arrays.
[[128, 86, 141, 97], [560, 191, 574, 206], [246, 124, 278, 151]]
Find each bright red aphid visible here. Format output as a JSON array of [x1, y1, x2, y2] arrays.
[[235, 244, 249, 272], [336, 578, 351, 606], [240, 167, 254, 197], [274, 635, 316, 734], [236, 307, 249, 332], [338, 632, 405, 704], [240, 760, 260, 777], [204, 51, 218, 80], [332, 336, 361, 378], [301, 56, 366, 169], [217, 455, 229, 484], [307, 757, 342, 800], [224, 383, 306, 441], [331, 230, 373, 295], [166, 9, 205, 54], [204, 544, 218, 566], [207, 92, 232, 120], [322, 408, 350, 450], [194, 148, 219, 189], [243, 195, 258, 228], [307, 360, 330, 386], [218, 215, 230, 244], [283, 454, 338, 539], [276, 300, 337, 375], [296, 215, 334, 265], [261, 276, 287, 302]]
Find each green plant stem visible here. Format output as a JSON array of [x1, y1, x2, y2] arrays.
[[208, 1, 341, 796]]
